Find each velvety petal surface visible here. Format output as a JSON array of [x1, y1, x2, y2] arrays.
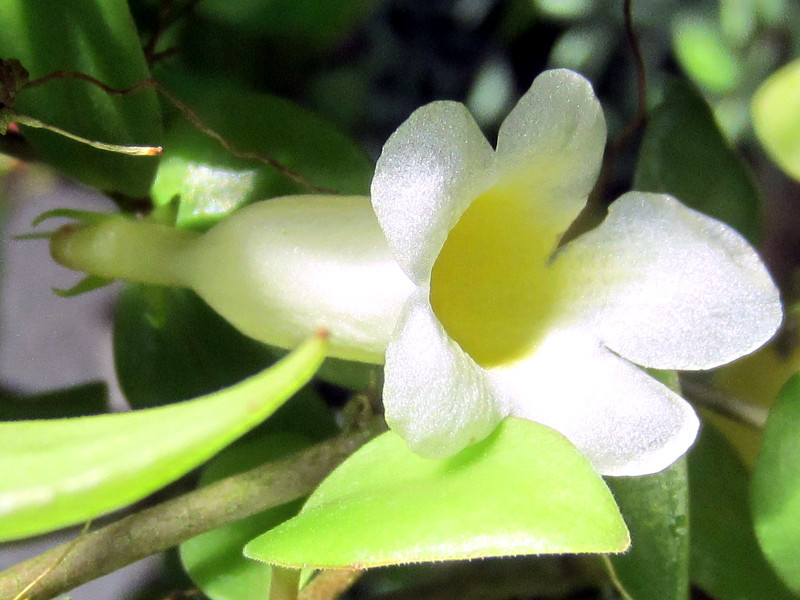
[[494, 69, 606, 243], [372, 102, 495, 284], [186, 195, 416, 364], [554, 192, 782, 370], [383, 289, 506, 459], [490, 329, 699, 476]]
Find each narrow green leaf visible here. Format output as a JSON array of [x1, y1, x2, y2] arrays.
[[0, 0, 162, 196], [689, 423, 796, 600], [150, 69, 372, 230], [635, 79, 761, 244], [245, 418, 629, 569], [180, 433, 310, 600], [607, 459, 690, 600], [752, 374, 800, 592], [672, 15, 743, 93], [752, 59, 800, 182], [32, 208, 118, 227], [0, 335, 326, 542]]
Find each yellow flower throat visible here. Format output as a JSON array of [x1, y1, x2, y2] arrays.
[[430, 186, 562, 368]]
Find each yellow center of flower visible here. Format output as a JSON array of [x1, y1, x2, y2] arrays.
[[430, 185, 562, 368]]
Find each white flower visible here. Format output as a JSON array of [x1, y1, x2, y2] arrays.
[[48, 68, 782, 477], [371, 69, 782, 476]]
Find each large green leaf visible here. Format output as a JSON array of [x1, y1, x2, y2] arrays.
[[752, 374, 800, 592], [752, 59, 800, 182], [607, 459, 689, 600], [0, 335, 326, 542], [635, 79, 761, 244], [194, 0, 373, 50], [689, 423, 796, 600], [245, 418, 629, 568], [150, 69, 372, 230], [114, 285, 277, 408], [180, 433, 310, 600], [0, 0, 161, 196], [114, 285, 373, 411], [0, 382, 107, 421]]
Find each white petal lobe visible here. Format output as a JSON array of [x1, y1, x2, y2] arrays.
[[383, 289, 506, 459], [491, 330, 699, 476], [372, 102, 495, 284], [555, 192, 782, 370], [495, 69, 606, 236]]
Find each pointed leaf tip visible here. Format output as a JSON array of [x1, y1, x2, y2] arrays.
[[0, 334, 326, 541]]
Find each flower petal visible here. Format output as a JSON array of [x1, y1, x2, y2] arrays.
[[372, 102, 495, 284], [490, 329, 699, 476], [188, 195, 416, 364], [495, 69, 606, 241], [383, 289, 506, 459], [555, 192, 782, 370]]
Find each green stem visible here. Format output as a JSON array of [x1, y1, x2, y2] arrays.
[[679, 375, 768, 430], [600, 555, 634, 600], [0, 422, 383, 600], [50, 218, 200, 287], [270, 567, 301, 600], [299, 570, 363, 600]]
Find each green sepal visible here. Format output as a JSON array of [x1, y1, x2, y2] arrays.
[[52, 275, 114, 297], [31, 208, 121, 228]]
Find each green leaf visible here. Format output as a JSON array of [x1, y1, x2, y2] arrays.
[[752, 59, 800, 182], [752, 373, 800, 592], [0, 382, 107, 421], [607, 459, 689, 600], [635, 79, 761, 244], [0, 335, 326, 542], [689, 422, 796, 600], [0, 0, 162, 196], [245, 418, 629, 568], [671, 14, 743, 94], [114, 284, 279, 408], [181, 433, 310, 600], [315, 356, 375, 392], [115, 285, 374, 409], [194, 0, 374, 51], [150, 69, 372, 230]]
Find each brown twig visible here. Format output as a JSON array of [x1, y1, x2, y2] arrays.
[[22, 71, 337, 194], [679, 375, 768, 430], [590, 0, 648, 205]]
